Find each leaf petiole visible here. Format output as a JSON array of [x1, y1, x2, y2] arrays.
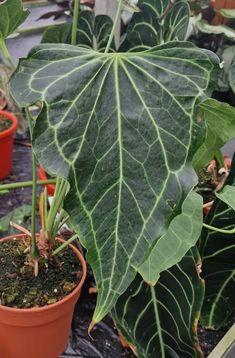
[[203, 223, 235, 234]]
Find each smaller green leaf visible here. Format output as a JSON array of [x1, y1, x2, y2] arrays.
[[120, 0, 190, 51], [215, 185, 235, 211], [42, 11, 114, 51], [200, 155, 235, 329], [0, 0, 29, 40], [0, 205, 31, 233], [193, 99, 235, 171], [196, 20, 235, 40], [136, 191, 203, 285], [113, 248, 204, 358], [219, 9, 235, 19], [42, 23, 72, 44]]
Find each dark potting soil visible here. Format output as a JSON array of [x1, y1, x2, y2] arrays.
[[0, 137, 234, 357], [0, 116, 11, 132], [0, 238, 82, 308]]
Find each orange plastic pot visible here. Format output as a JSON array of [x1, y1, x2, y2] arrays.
[[38, 165, 55, 196], [0, 234, 87, 358], [0, 110, 18, 180]]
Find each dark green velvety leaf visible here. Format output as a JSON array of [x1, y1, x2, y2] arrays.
[[42, 23, 72, 45], [0, 0, 29, 40], [42, 11, 114, 51], [10, 42, 218, 323], [199, 154, 235, 329], [112, 247, 204, 358], [137, 190, 203, 285], [120, 0, 190, 51], [193, 99, 235, 171]]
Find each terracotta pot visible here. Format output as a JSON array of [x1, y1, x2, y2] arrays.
[[38, 164, 55, 196], [210, 0, 235, 9], [210, 0, 235, 24], [0, 110, 18, 180], [0, 234, 87, 358]]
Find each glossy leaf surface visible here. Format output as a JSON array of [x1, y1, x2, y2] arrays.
[[113, 248, 204, 358], [10, 42, 218, 323], [200, 155, 235, 329]]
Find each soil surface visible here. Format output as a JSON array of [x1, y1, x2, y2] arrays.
[[0, 136, 233, 357], [0, 116, 12, 133], [0, 238, 82, 308]]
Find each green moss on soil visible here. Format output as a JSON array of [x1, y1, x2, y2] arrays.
[[0, 238, 82, 308]]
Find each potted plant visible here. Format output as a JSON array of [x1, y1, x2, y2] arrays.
[[1, 0, 235, 356], [0, 0, 87, 357], [0, 109, 18, 179]]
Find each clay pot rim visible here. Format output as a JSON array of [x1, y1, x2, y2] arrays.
[[0, 110, 18, 139], [0, 233, 87, 313]]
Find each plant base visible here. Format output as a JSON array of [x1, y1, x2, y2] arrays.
[[0, 234, 87, 358]]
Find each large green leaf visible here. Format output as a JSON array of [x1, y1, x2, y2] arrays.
[[42, 11, 114, 51], [137, 190, 203, 285], [10, 42, 218, 323], [199, 154, 235, 329], [120, 0, 190, 51], [193, 99, 235, 171], [0, 0, 29, 40], [112, 247, 204, 358]]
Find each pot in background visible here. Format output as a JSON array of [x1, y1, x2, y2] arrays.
[[0, 110, 18, 180], [0, 234, 87, 358], [210, 0, 235, 9]]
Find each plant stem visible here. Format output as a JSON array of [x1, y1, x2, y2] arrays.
[[26, 108, 38, 258], [52, 234, 78, 256], [0, 179, 56, 191], [46, 178, 68, 242], [17, 21, 66, 36], [203, 223, 235, 234], [105, 0, 123, 53], [214, 149, 224, 170], [71, 0, 80, 45], [0, 38, 15, 70]]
